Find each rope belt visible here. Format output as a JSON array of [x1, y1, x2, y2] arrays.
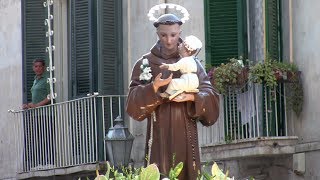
[[147, 111, 156, 166]]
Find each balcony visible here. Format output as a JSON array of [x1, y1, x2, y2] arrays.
[[198, 83, 298, 162], [9, 94, 128, 179], [9, 84, 298, 178]]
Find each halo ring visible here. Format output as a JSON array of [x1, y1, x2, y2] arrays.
[[147, 3, 190, 23]]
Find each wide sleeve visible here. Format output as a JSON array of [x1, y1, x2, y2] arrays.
[[186, 60, 220, 126], [126, 59, 163, 121]]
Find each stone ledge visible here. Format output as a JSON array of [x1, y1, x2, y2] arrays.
[[295, 141, 320, 153], [201, 136, 298, 162], [17, 164, 97, 179]]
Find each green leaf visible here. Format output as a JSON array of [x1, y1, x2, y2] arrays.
[[105, 161, 111, 179], [172, 162, 184, 178], [94, 175, 108, 180], [139, 163, 160, 180]]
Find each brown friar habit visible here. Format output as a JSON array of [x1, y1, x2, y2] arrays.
[[126, 41, 219, 180]]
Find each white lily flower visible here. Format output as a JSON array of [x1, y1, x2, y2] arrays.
[[139, 59, 152, 82]]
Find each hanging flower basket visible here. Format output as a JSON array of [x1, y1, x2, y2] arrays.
[[207, 58, 249, 94], [235, 66, 249, 86], [274, 70, 301, 83], [249, 59, 301, 87]]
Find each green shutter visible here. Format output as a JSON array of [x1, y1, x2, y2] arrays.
[[95, 0, 124, 160], [69, 0, 96, 162], [96, 0, 124, 127], [204, 0, 247, 66], [70, 0, 94, 98], [265, 0, 280, 60], [69, 0, 123, 99], [22, 0, 48, 102], [96, 0, 123, 95], [264, 0, 285, 136], [204, 0, 248, 141]]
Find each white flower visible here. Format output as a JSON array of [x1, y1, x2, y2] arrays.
[[139, 59, 152, 82], [142, 58, 149, 65], [143, 67, 151, 73]]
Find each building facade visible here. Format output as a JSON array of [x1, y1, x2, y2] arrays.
[[1, 0, 320, 179]]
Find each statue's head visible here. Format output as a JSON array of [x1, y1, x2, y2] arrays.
[[148, 4, 189, 27], [153, 14, 182, 28]]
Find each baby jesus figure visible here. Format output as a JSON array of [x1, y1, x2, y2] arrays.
[[160, 35, 203, 100]]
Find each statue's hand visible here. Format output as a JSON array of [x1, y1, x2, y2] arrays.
[[172, 93, 195, 102], [152, 73, 172, 92]]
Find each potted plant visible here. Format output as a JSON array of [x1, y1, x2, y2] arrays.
[[249, 58, 301, 88], [207, 57, 249, 94], [249, 58, 303, 116], [272, 61, 301, 83]]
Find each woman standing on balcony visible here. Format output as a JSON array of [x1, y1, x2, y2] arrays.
[[126, 4, 219, 180]]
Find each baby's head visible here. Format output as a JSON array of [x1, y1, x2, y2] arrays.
[[179, 35, 202, 57]]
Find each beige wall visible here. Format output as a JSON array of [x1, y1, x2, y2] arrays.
[[0, 0, 22, 179], [291, 0, 320, 178], [292, 0, 320, 143]]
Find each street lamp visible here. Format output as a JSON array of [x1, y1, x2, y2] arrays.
[[105, 116, 134, 167]]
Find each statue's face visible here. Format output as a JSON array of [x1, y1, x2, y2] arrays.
[[156, 24, 181, 51]]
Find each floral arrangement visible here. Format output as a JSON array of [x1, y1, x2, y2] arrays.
[[209, 162, 234, 180], [93, 161, 183, 180], [139, 58, 152, 83], [207, 57, 303, 116], [207, 57, 248, 94], [92, 161, 239, 180], [249, 58, 300, 87], [249, 58, 303, 116]]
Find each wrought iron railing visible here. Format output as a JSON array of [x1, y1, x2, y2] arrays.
[[10, 86, 293, 173], [9, 94, 127, 173], [198, 83, 293, 146]]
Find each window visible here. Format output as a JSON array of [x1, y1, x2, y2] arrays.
[[68, 0, 124, 161], [22, 0, 50, 102], [264, 0, 285, 136], [69, 0, 124, 99], [204, 0, 247, 66], [204, 0, 248, 139], [266, 0, 281, 60], [204, 0, 284, 138], [23, 0, 124, 101], [22, 0, 125, 167]]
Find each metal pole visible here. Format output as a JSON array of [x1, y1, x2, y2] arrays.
[[44, 0, 56, 104]]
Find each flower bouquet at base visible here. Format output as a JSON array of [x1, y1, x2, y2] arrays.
[[198, 162, 234, 180], [211, 162, 234, 180]]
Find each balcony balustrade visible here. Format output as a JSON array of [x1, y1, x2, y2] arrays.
[[199, 83, 298, 162], [9, 94, 127, 177], [9, 84, 298, 176]]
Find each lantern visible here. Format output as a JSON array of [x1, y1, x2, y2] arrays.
[[105, 116, 134, 167]]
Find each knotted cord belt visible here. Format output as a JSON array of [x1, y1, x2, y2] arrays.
[[147, 111, 156, 166]]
